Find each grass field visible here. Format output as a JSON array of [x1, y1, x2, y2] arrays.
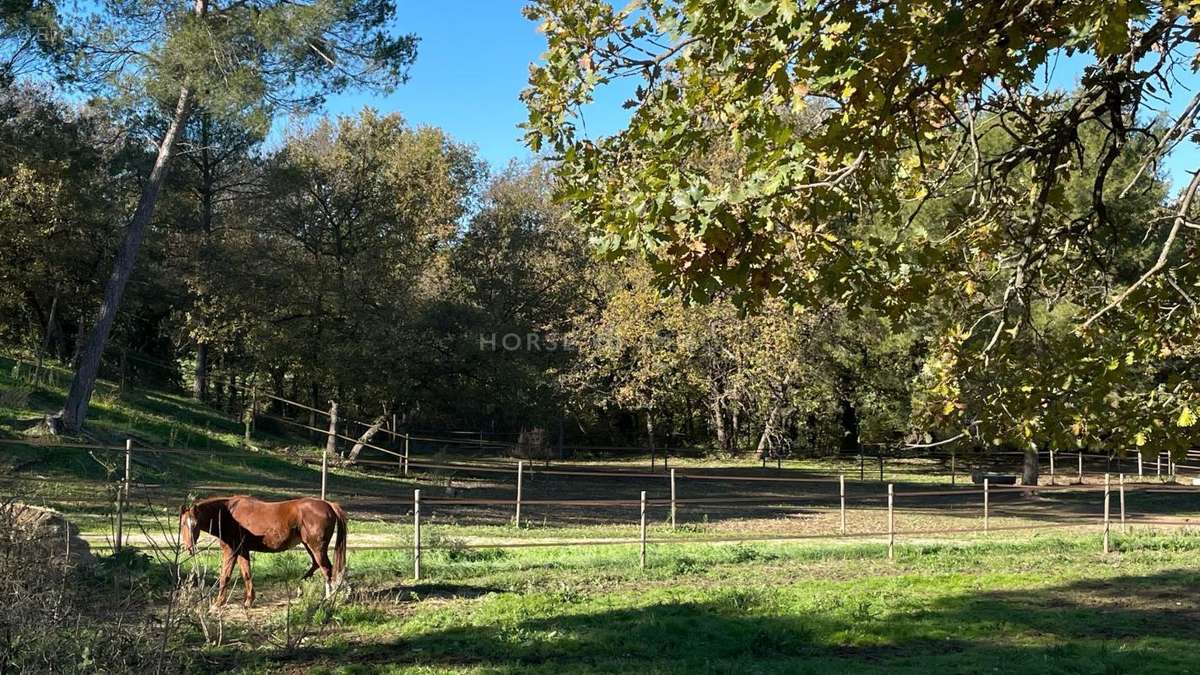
[[3, 360, 1200, 673]]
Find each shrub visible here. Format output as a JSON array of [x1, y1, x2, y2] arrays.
[[0, 498, 192, 673]]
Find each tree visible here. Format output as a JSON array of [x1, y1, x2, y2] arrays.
[[54, 0, 418, 431], [524, 1, 1200, 458], [0, 0, 63, 83], [0, 85, 141, 365], [166, 111, 264, 401], [245, 110, 481, 426]]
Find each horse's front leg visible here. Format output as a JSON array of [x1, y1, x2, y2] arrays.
[[214, 544, 236, 608], [236, 550, 254, 608]]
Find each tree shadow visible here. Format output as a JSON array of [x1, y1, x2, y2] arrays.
[[268, 568, 1200, 673]]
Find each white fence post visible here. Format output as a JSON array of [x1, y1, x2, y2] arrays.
[[1137, 453, 1143, 478], [116, 439, 131, 553], [1103, 474, 1111, 554], [515, 460, 525, 528], [1078, 453, 1084, 482], [887, 483, 895, 560], [839, 474, 847, 535], [1050, 450, 1055, 484], [639, 490, 647, 569], [404, 434, 411, 476], [413, 489, 422, 580], [670, 468, 677, 531], [321, 449, 328, 500], [983, 478, 989, 532]]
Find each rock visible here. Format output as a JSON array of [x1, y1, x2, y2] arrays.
[[3, 502, 94, 568]]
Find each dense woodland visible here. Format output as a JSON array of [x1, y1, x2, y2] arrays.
[[3, 0, 1200, 465], [0, 84, 911, 455]]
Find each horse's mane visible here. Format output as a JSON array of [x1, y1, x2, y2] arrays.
[[191, 495, 248, 516]]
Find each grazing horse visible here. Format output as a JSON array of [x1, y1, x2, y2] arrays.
[[180, 495, 347, 607]]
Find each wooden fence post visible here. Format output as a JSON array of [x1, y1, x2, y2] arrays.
[[321, 449, 328, 500], [515, 461, 524, 527], [1120, 473, 1126, 533], [983, 478, 989, 533], [325, 400, 339, 458], [950, 450, 956, 485], [670, 468, 677, 531], [1102, 474, 1111, 554], [887, 483, 895, 560], [403, 434, 411, 476], [839, 474, 847, 535], [639, 490, 647, 569], [116, 439, 131, 553], [413, 489, 422, 580]]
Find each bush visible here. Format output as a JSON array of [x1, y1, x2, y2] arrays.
[[428, 531, 507, 563], [0, 498, 192, 673]]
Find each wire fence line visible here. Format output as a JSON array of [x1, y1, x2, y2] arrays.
[[8, 348, 1200, 483], [6, 437, 1199, 576], [4, 435, 1196, 497]]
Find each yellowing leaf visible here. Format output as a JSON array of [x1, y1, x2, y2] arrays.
[[1178, 406, 1196, 428]]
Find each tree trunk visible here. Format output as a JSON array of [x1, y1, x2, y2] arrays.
[[712, 394, 729, 453], [191, 113, 215, 402], [193, 341, 208, 400], [226, 374, 239, 414], [57, 85, 195, 431], [645, 410, 656, 468], [34, 293, 58, 385], [347, 415, 387, 463], [325, 400, 339, 456], [839, 395, 861, 454], [271, 367, 285, 415], [756, 407, 779, 459], [1022, 446, 1040, 487]]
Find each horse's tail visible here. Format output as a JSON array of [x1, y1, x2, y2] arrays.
[[328, 500, 348, 582]]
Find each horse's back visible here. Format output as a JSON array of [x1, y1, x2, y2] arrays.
[[225, 495, 337, 536]]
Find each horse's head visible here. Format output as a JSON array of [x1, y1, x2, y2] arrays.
[[179, 503, 200, 555]]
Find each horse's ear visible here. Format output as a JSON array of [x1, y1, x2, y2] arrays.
[[179, 503, 188, 515]]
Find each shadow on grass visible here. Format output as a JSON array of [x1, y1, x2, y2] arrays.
[[270, 569, 1200, 673]]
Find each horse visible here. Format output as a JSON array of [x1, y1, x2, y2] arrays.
[[179, 495, 347, 608]]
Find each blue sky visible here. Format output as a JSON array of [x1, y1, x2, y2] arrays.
[[317, 1, 572, 170], [316, 2, 1195, 190]]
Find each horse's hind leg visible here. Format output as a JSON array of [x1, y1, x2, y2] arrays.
[[300, 542, 320, 580], [236, 551, 254, 608], [312, 538, 335, 598]]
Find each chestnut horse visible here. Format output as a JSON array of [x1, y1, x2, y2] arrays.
[[180, 495, 347, 607]]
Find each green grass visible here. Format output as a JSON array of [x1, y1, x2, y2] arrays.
[[180, 531, 1200, 673]]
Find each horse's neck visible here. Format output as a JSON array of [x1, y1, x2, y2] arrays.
[[199, 500, 231, 534]]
